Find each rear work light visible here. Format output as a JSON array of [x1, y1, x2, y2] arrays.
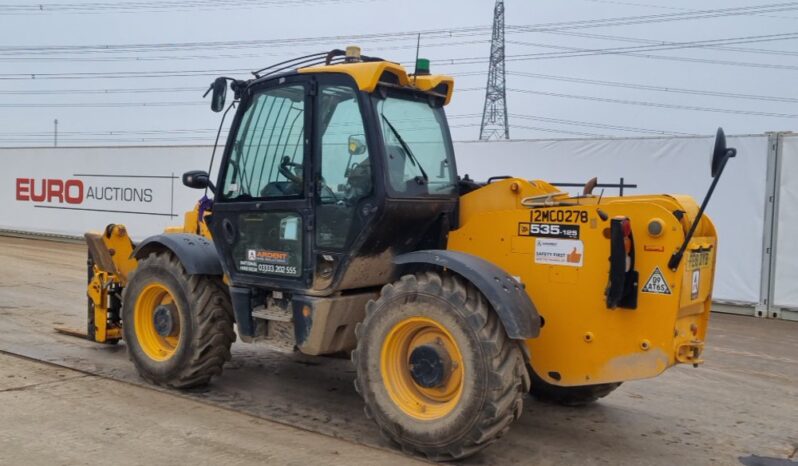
[[606, 216, 639, 309]]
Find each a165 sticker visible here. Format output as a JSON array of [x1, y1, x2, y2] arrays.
[[642, 267, 672, 295], [519, 222, 580, 239]]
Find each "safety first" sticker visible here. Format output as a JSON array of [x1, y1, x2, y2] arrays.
[[641, 266, 672, 295], [534, 239, 583, 267]]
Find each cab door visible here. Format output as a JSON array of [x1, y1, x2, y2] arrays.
[[311, 80, 376, 290], [210, 79, 312, 289]]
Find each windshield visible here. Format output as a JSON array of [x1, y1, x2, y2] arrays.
[[375, 92, 456, 196]]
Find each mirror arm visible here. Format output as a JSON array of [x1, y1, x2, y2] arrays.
[[667, 149, 734, 271]]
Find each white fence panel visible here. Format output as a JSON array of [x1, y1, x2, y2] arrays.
[[773, 135, 798, 309], [0, 146, 212, 240], [1, 136, 769, 305], [454, 136, 769, 304]]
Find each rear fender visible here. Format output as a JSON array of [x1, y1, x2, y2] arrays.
[[394, 250, 540, 340], [132, 233, 222, 275]]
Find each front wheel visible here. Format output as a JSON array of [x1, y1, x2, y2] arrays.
[[352, 271, 529, 461], [122, 251, 235, 388]]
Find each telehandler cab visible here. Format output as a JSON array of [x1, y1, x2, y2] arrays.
[[80, 47, 735, 460]]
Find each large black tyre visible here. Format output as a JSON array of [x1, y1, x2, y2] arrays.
[[352, 271, 530, 461], [122, 251, 235, 389], [529, 370, 621, 407]]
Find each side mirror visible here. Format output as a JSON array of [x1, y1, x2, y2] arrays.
[[711, 127, 737, 178], [209, 77, 227, 113], [668, 127, 737, 270], [348, 134, 367, 156], [182, 170, 215, 193]]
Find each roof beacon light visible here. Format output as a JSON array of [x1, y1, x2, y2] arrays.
[[345, 46, 362, 63], [415, 58, 430, 76]]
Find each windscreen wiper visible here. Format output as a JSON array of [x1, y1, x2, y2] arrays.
[[381, 114, 428, 183]]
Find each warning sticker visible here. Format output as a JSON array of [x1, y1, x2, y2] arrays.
[[641, 267, 672, 295], [534, 239, 583, 267], [691, 269, 700, 300]]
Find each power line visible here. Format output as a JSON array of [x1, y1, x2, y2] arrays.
[[505, 1, 798, 32], [519, 32, 798, 60], [509, 113, 694, 136], [0, 0, 382, 15], [503, 38, 798, 71], [508, 71, 798, 104], [511, 124, 609, 138], [0, 85, 483, 97], [0, 87, 203, 95], [0, 129, 218, 136], [6, 29, 797, 81], [5, 30, 796, 66], [3, 2, 797, 56], [0, 38, 493, 62], [507, 88, 798, 118], [0, 101, 207, 108], [0, 28, 491, 55], [541, 30, 798, 57], [453, 32, 798, 63], [0, 68, 252, 80], [0, 66, 487, 81], [578, 0, 798, 21]]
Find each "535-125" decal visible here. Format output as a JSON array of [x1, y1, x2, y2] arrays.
[[518, 222, 580, 239]]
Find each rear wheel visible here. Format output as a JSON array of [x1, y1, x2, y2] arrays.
[[122, 251, 235, 388], [352, 271, 529, 461], [529, 370, 621, 407]]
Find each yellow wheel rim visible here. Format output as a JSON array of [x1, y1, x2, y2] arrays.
[[133, 283, 181, 361], [380, 316, 464, 421]]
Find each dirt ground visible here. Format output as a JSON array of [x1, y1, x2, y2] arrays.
[[0, 235, 796, 466], [0, 352, 425, 466]]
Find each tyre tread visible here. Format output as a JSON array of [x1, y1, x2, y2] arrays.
[[123, 251, 235, 389], [353, 270, 527, 461]]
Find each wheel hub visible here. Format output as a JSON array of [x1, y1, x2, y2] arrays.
[[409, 344, 452, 388], [153, 304, 178, 337]]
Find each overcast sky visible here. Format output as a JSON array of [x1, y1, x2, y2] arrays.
[[1, 0, 797, 146]]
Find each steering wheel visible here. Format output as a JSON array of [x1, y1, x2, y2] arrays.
[[340, 159, 370, 202], [278, 156, 303, 185]]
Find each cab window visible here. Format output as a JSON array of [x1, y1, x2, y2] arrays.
[[316, 85, 372, 249], [221, 85, 305, 200], [375, 92, 456, 196]]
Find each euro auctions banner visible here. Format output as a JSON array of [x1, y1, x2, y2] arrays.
[[1, 146, 214, 241], [0, 137, 770, 305]]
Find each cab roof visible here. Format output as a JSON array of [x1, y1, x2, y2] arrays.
[[299, 60, 454, 106]]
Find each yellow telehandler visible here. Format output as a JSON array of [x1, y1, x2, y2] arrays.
[[80, 47, 734, 460]]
